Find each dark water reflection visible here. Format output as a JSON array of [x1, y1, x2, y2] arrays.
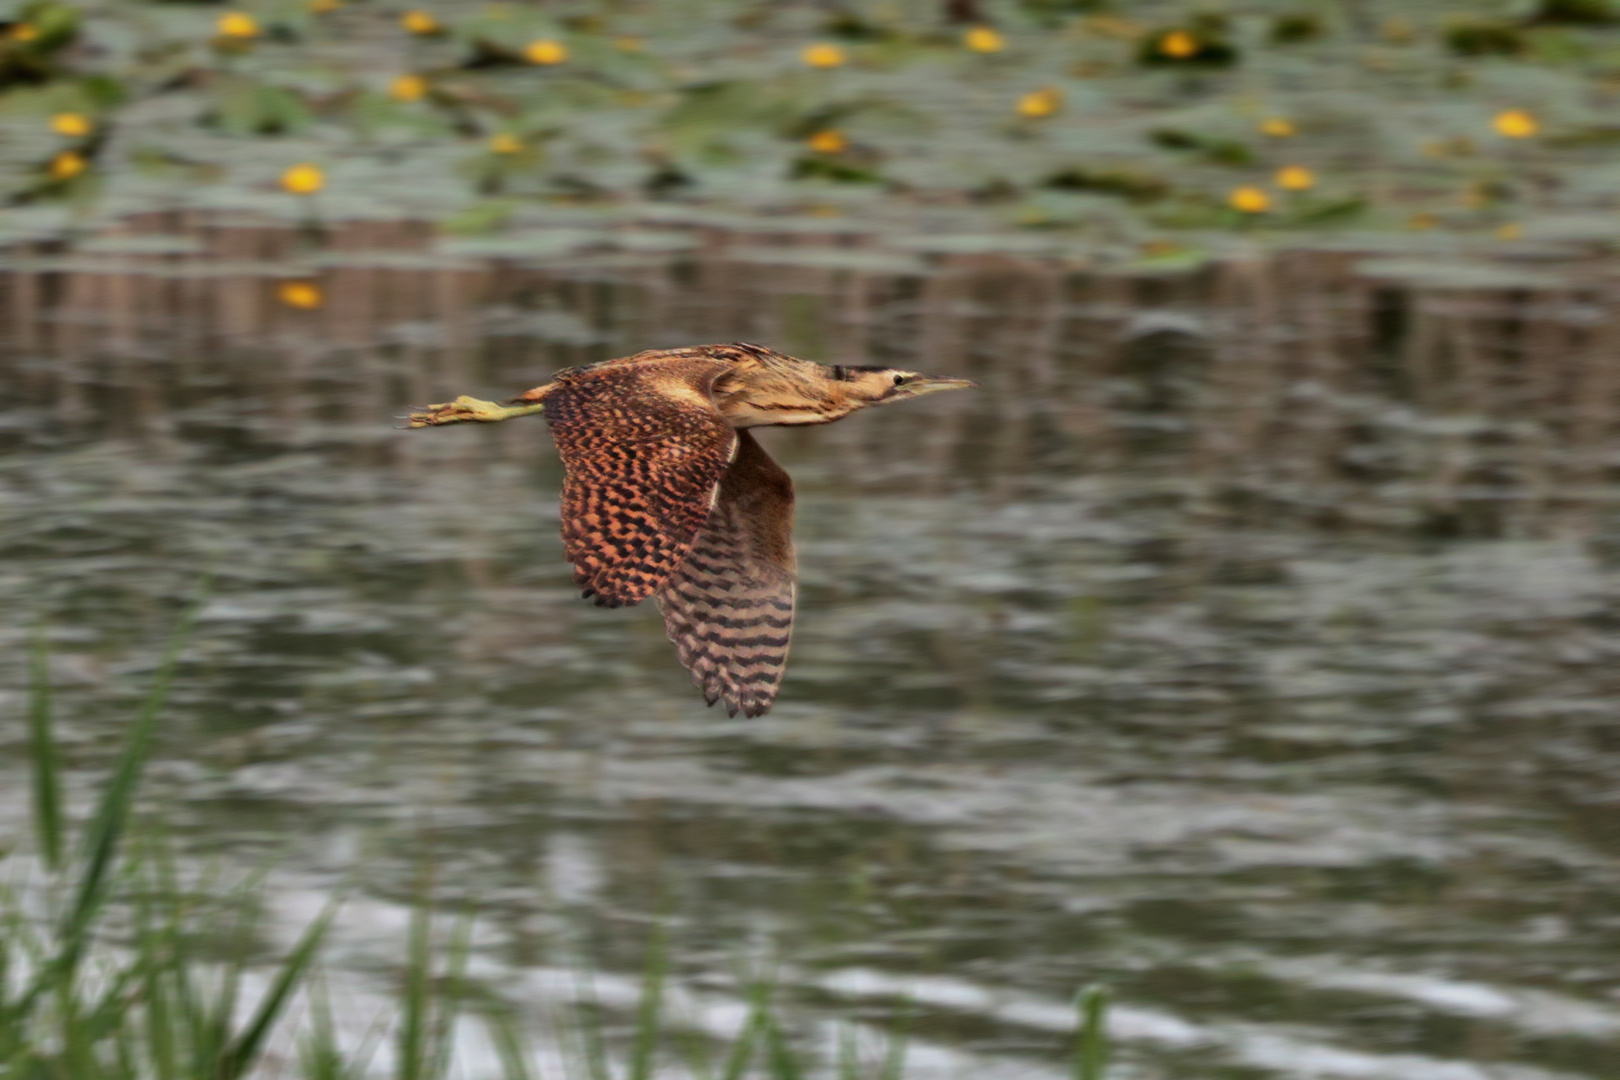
[[4, 214, 1620, 1078]]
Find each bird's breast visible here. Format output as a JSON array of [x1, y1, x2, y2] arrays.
[[721, 401, 846, 428]]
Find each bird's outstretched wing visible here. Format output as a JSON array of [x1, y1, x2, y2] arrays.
[[656, 430, 796, 718], [544, 356, 737, 607]]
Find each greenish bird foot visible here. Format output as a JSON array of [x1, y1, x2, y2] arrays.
[[405, 395, 545, 428]]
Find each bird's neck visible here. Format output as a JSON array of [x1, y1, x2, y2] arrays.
[[714, 369, 859, 428]]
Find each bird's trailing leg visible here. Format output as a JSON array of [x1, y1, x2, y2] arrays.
[[406, 395, 547, 428]]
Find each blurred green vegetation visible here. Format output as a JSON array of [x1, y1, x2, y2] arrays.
[[1, 0, 1619, 246], [12, 611, 1117, 1078]]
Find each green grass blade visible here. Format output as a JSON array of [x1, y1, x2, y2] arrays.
[[399, 886, 434, 1080], [62, 594, 201, 946], [717, 973, 774, 1080], [299, 975, 345, 1080], [669, 1022, 714, 1080], [216, 892, 343, 1080], [836, 1022, 858, 1080], [144, 949, 178, 1080], [762, 1015, 803, 1080], [484, 1003, 538, 1080], [628, 925, 668, 1080], [1074, 984, 1110, 1080], [878, 999, 910, 1080], [79, 953, 153, 1052], [0, 897, 41, 1059], [426, 910, 476, 1080], [569, 966, 613, 1080], [188, 855, 261, 1070], [201, 924, 248, 1071], [546, 1002, 586, 1080], [166, 860, 212, 1060], [9, 595, 202, 1022], [27, 628, 62, 872]]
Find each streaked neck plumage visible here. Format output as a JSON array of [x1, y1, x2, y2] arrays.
[[714, 357, 864, 428]]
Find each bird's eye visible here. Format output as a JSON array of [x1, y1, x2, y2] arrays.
[[892, 374, 909, 386]]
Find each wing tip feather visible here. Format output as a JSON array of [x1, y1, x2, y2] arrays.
[[689, 663, 778, 718]]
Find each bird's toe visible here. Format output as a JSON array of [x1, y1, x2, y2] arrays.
[[404, 402, 452, 428]]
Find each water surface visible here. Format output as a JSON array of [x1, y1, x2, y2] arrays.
[[2, 215, 1619, 1078]]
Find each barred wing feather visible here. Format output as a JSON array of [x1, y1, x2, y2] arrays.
[[656, 430, 796, 718]]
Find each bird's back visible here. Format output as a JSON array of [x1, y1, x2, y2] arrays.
[[551, 343, 770, 389]]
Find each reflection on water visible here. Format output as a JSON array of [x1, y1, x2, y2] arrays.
[[3, 212, 1620, 1078]]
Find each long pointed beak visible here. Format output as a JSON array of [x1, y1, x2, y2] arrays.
[[907, 376, 977, 397]]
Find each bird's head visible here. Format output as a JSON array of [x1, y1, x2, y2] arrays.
[[829, 364, 977, 408]]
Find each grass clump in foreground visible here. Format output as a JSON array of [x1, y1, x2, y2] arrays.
[[7, 611, 1114, 1079]]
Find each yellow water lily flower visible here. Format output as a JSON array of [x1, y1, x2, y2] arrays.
[[1259, 117, 1295, 138], [278, 281, 323, 309], [806, 130, 847, 154], [1493, 109, 1537, 138], [1275, 165, 1315, 191], [489, 133, 523, 154], [389, 74, 427, 101], [524, 38, 568, 64], [280, 163, 324, 195], [51, 113, 91, 137], [401, 10, 440, 35], [1229, 186, 1270, 213], [49, 151, 86, 181], [964, 26, 1004, 53], [1017, 87, 1061, 118], [1159, 30, 1199, 58], [802, 43, 846, 68], [217, 12, 260, 39]]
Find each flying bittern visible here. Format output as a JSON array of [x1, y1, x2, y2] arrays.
[[407, 342, 975, 717]]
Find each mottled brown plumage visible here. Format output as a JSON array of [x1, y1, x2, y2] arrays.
[[543, 352, 738, 607], [407, 342, 973, 717]]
